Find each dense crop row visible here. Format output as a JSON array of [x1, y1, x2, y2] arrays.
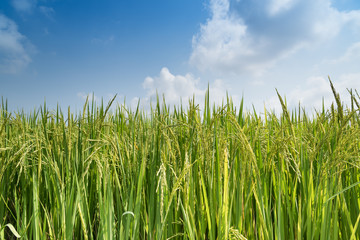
[[1, 81, 360, 239]]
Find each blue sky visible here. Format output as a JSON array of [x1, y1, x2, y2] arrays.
[[1, 0, 360, 112]]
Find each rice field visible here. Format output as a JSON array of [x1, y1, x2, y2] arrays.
[[1, 80, 360, 239]]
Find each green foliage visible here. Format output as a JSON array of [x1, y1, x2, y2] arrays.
[[1, 81, 360, 239]]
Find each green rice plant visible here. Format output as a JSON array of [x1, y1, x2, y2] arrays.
[[0, 223, 21, 239], [0, 80, 360, 239]]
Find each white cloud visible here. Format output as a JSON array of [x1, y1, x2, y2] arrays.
[[265, 74, 360, 113], [142, 67, 202, 103], [138, 67, 234, 109], [190, 0, 360, 76], [11, 0, 36, 13], [342, 9, 360, 30], [0, 14, 32, 74], [328, 41, 360, 64], [268, 0, 298, 16], [333, 73, 360, 98]]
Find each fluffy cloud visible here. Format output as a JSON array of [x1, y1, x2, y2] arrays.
[[190, 0, 360, 76], [143, 67, 203, 103], [268, 0, 298, 16], [328, 42, 360, 64], [139, 67, 234, 109], [0, 14, 32, 74], [265, 74, 360, 113]]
